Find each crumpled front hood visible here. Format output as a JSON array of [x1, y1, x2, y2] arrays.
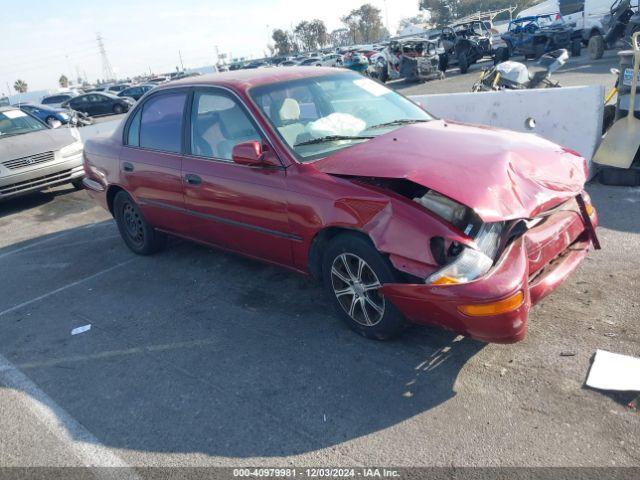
[[313, 120, 586, 222]]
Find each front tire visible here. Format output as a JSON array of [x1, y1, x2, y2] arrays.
[[588, 35, 604, 60], [113, 104, 124, 114], [571, 38, 582, 57], [458, 51, 470, 74], [322, 234, 406, 340], [113, 191, 167, 255]]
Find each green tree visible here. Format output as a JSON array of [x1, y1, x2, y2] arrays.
[[272, 28, 293, 55], [341, 3, 386, 44], [13, 79, 27, 93], [398, 12, 433, 33], [59, 74, 69, 88], [329, 28, 352, 47], [420, 0, 519, 26]]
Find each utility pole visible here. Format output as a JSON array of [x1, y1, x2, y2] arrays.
[[96, 33, 115, 81], [179, 50, 185, 71]]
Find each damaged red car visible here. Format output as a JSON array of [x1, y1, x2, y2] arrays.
[[83, 68, 599, 343]]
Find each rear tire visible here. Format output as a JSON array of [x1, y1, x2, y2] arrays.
[[588, 35, 604, 60], [113, 191, 167, 255], [571, 38, 582, 57], [458, 51, 470, 74], [322, 233, 406, 340], [71, 178, 84, 190], [438, 53, 449, 72]]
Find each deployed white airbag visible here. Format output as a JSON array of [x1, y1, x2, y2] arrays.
[[306, 113, 366, 138]]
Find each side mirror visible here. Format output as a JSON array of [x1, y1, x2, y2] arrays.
[[49, 119, 62, 129], [231, 141, 279, 167]]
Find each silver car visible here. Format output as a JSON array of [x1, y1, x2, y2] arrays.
[[0, 106, 84, 200]]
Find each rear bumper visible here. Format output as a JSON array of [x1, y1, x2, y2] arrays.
[[0, 154, 83, 200], [380, 203, 598, 343]]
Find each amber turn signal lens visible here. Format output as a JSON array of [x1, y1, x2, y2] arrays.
[[431, 276, 461, 286], [458, 291, 525, 316]]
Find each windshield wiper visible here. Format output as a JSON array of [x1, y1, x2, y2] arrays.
[[367, 119, 430, 130], [294, 135, 374, 147]]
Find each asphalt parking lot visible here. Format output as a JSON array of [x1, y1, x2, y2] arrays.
[[1, 52, 639, 471]]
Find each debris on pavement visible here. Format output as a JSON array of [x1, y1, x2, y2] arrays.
[[586, 350, 640, 391], [560, 351, 576, 357], [71, 324, 92, 336]]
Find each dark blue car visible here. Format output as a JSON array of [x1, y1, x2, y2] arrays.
[[17, 103, 71, 126]]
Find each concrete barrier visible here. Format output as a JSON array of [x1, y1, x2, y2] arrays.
[[410, 85, 604, 176]]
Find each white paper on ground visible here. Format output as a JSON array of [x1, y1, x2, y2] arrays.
[[71, 324, 91, 336], [586, 349, 640, 391]]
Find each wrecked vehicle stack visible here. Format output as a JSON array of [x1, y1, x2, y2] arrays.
[[374, 37, 444, 83]]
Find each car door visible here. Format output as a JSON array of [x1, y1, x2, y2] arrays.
[[120, 90, 191, 235], [69, 95, 88, 114], [95, 94, 113, 115], [181, 88, 293, 265]]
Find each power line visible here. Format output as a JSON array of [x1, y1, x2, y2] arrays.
[[96, 33, 115, 81]]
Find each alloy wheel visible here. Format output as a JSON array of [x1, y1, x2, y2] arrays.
[[330, 253, 385, 326]]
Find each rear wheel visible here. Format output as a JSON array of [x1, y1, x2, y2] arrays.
[[571, 38, 582, 57], [588, 35, 604, 60], [322, 234, 406, 340], [438, 53, 449, 72], [458, 51, 470, 74], [113, 191, 167, 255]]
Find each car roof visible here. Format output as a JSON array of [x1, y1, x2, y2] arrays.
[[158, 67, 353, 92]]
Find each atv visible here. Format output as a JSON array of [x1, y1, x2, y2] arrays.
[[502, 15, 581, 59], [439, 20, 509, 74]]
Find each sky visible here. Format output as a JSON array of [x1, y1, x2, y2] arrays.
[[1, 0, 421, 95]]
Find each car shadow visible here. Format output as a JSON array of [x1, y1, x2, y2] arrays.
[[0, 185, 82, 220], [587, 182, 640, 234], [0, 223, 486, 459]]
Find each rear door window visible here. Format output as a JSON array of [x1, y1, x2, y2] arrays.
[[138, 92, 187, 153]]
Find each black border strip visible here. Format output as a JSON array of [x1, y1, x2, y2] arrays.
[[139, 198, 303, 242]]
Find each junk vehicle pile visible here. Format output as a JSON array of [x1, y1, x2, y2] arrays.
[[373, 37, 444, 83]]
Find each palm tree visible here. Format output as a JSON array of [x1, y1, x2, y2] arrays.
[[13, 79, 28, 93]]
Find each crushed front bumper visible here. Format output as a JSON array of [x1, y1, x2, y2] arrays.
[[380, 197, 599, 343]]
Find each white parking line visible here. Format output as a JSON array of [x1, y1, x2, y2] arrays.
[[0, 354, 139, 477], [0, 259, 135, 318]]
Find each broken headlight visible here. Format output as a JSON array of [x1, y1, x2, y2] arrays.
[[414, 191, 468, 229], [427, 222, 505, 285]]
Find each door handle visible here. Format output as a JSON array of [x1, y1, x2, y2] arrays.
[[184, 173, 202, 186], [122, 162, 134, 172]]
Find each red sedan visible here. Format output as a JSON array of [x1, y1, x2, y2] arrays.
[[83, 67, 599, 343]]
